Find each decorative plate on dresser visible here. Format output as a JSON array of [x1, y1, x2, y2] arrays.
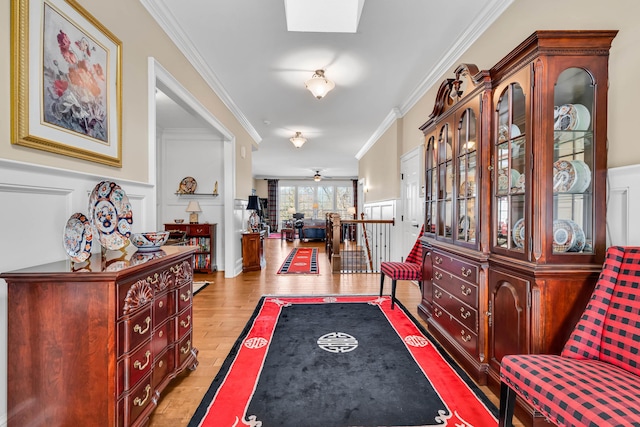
[[63, 212, 93, 262], [88, 180, 133, 250]]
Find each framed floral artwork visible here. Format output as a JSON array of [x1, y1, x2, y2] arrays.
[[12, 0, 122, 167]]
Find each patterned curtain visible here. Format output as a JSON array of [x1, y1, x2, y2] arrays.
[[268, 179, 279, 231], [352, 179, 358, 218]]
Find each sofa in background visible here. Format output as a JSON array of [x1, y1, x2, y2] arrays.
[[301, 219, 326, 241]]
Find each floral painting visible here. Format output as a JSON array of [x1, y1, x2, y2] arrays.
[[43, 3, 109, 143], [12, 0, 122, 166]]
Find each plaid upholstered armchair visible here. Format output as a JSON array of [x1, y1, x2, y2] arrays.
[[379, 225, 424, 309], [499, 246, 640, 426]]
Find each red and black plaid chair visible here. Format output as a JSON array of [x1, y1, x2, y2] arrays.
[[499, 246, 640, 427], [379, 225, 424, 309]]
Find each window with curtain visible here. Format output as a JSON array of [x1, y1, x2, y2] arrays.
[[279, 186, 296, 222], [278, 181, 354, 224], [335, 185, 354, 218]]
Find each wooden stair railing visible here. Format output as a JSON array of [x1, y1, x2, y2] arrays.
[[360, 213, 374, 272], [326, 214, 394, 273]]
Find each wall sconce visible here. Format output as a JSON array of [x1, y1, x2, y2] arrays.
[[290, 132, 307, 148], [186, 200, 202, 224], [305, 69, 335, 99]]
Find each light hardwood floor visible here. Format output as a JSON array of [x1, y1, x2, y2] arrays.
[[148, 237, 516, 426]]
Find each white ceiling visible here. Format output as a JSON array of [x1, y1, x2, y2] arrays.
[[144, 0, 512, 180]]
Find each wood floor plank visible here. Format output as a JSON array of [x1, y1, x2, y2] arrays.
[[148, 237, 521, 426]]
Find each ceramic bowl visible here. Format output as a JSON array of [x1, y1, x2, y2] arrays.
[[553, 159, 591, 193], [512, 218, 525, 248], [130, 231, 170, 252], [554, 104, 591, 131], [553, 219, 586, 252], [498, 124, 521, 142], [174, 219, 185, 224]]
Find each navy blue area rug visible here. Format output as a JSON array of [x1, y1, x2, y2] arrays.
[[188, 295, 498, 427]]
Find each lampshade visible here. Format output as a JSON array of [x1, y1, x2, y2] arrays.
[[247, 195, 260, 211], [185, 200, 202, 213], [312, 203, 319, 209], [290, 132, 307, 148], [347, 207, 356, 216], [305, 70, 335, 99], [287, 207, 296, 214]]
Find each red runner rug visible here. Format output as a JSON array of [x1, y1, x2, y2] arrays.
[[187, 296, 498, 426], [277, 247, 318, 274]]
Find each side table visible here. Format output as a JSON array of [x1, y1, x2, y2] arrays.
[[281, 227, 294, 242]]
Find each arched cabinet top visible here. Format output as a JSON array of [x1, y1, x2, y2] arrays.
[[420, 63, 483, 133]]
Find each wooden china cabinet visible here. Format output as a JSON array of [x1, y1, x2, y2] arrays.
[[419, 63, 492, 384], [419, 31, 617, 427]]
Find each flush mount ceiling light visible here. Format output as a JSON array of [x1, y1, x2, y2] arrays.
[[305, 70, 335, 99], [290, 131, 307, 148], [314, 170, 322, 182], [284, 0, 365, 33]]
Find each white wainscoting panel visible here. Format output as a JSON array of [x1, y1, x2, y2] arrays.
[[363, 199, 401, 261], [0, 159, 155, 426], [607, 164, 640, 246]]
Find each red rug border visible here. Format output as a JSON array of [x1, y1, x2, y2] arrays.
[[187, 295, 498, 427]]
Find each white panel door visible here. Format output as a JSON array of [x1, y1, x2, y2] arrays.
[[400, 146, 423, 259]]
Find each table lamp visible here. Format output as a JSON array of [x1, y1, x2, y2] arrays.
[[247, 195, 261, 231], [186, 200, 202, 224], [347, 206, 356, 218]]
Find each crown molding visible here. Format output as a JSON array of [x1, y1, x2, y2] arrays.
[[355, 108, 401, 160], [400, 0, 514, 116], [357, 0, 514, 160], [140, 0, 262, 144]]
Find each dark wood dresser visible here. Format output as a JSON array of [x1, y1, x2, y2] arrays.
[[0, 245, 198, 427]]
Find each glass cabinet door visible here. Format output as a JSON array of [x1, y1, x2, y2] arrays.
[[552, 68, 594, 254], [425, 135, 437, 235], [437, 124, 453, 239], [456, 108, 477, 244], [494, 83, 526, 251]]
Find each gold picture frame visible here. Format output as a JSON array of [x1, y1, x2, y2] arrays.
[[11, 0, 123, 167]]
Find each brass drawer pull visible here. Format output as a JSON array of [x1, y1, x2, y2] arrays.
[[461, 330, 471, 342], [435, 256, 443, 264], [180, 340, 191, 354], [181, 290, 192, 302], [434, 289, 442, 299], [460, 307, 471, 319], [133, 317, 151, 335], [434, 308, 442, 318], [180, 315, 191, 329], [434, 271, 443, 280], [133, 351, 151, 371], [133, 384, 151, 407], [158, 301, 164, 308], [461, 267, 472, 277], [159, 360, 164, 368], [461, 285, 472, 296]]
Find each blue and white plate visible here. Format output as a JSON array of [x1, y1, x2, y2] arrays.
[[88, 181, 133, 250], [63, 212, 93, 262]]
